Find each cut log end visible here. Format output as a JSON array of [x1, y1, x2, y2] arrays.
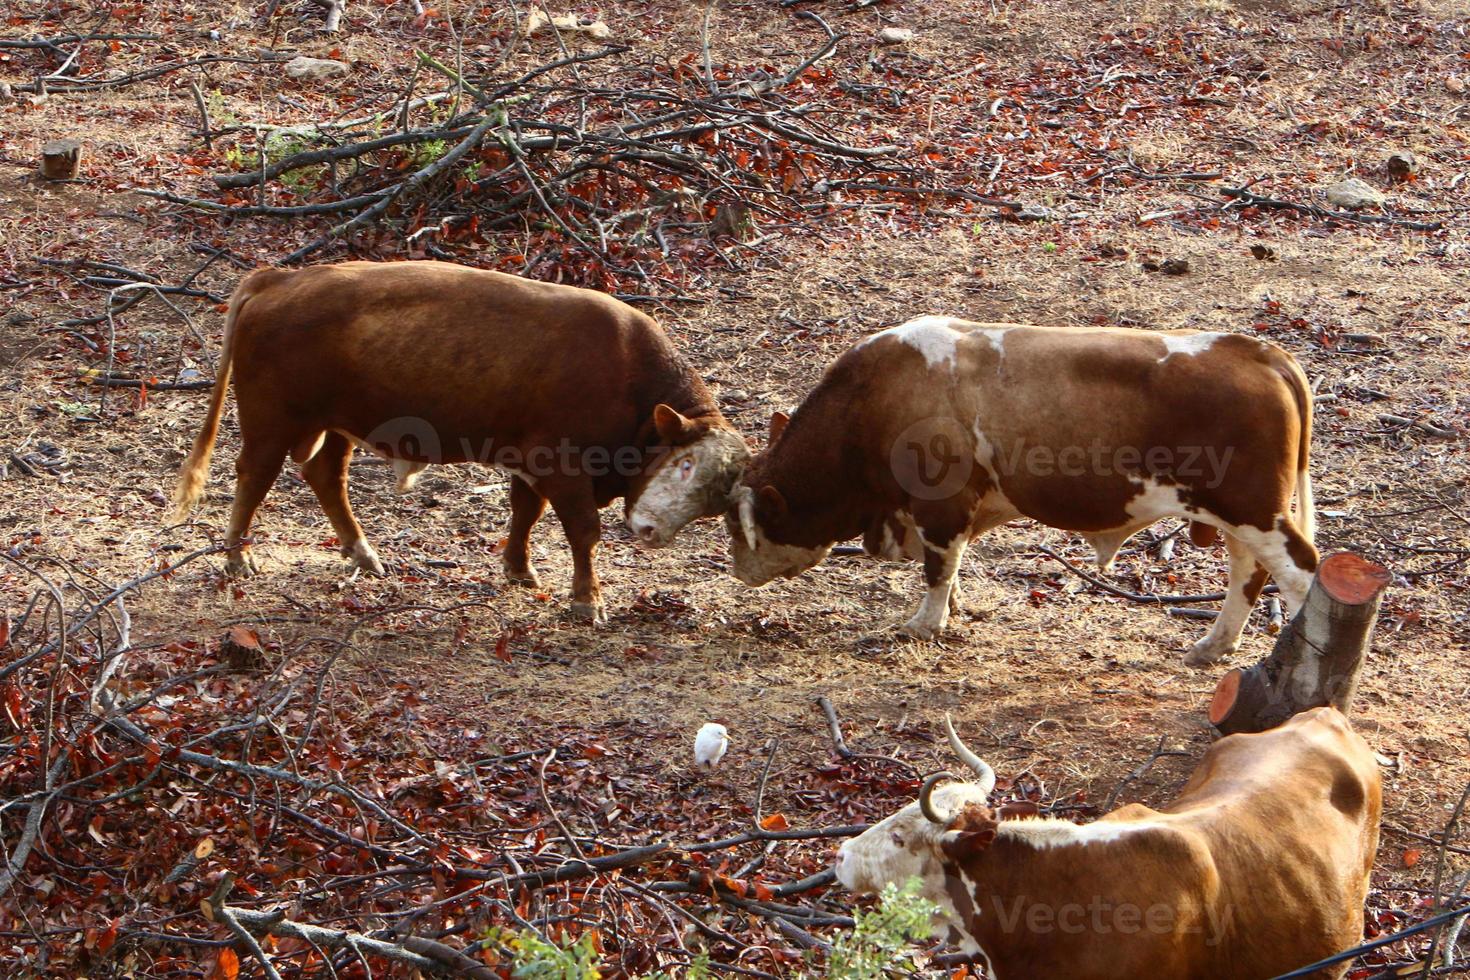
[[1208, 669, 1241, 726], [1317, 551, 1392, 606], [1208, 550, 1388, 736]]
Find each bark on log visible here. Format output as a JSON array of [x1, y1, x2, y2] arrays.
[[1209, 552, 1389, 735], [41, 139, 83, 180]]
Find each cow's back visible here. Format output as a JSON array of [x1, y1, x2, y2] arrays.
[[1167, 708, 1381, 978], [225, 261, 683, 461]]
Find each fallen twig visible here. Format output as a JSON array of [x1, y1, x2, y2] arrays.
[[1221, 185, 1444, 232]]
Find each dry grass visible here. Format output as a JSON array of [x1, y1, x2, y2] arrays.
[[2, 0, 1468, 945]]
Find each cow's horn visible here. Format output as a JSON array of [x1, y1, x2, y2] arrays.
[[944, 713, 996, 798], [736, 488, 759, 552], [919, 771, 956, 825]]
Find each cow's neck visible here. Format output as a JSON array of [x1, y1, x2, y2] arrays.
[[948, 819, 1165, 979], [758, 402, 875, 548]]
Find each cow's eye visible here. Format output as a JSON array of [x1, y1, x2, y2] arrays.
[[678, 458, 695, 480], [890, 832, 905, 847]]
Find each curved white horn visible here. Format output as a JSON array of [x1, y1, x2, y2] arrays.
[[736, 488, 759, 552], [919, 771, 956, 825], [945, 713, 996, 798]]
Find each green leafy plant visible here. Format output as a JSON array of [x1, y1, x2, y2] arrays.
[[503, 879, 935, 979], [511, 931, 602, 980], [821, 878, 938, 980]]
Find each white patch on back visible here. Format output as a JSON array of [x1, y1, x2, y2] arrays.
[[865, 315, 964, 370], [974, 327, 1008, 360], [1158, 332, 1219, 362], [1000, 815, 1166, 850]]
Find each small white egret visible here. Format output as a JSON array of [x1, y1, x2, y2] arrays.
[[694, 723, 729, 769]]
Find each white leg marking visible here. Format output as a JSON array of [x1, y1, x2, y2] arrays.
[[901, 537, 968, 640], [394, 459, 427, 493], [345, 538, 385, 576], [1228, 524, 1313, 612], [1185, 533, 1258, 666], [1085, 529, 1133, 573]]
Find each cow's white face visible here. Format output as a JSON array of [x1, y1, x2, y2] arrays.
[[626, 426, 749, 547], [724, 486, 831, 585], [834, 782, 993, 898]]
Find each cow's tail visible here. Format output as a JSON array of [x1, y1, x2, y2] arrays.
[[168, 281, 248, 523], [1281, 355, 1316, 545]]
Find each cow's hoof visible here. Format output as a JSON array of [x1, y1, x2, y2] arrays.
[[898, 617, 942, 641], [504, 564, 541, 588], [225, 551, 258, 578], [571, 600, 608, 624], [1184, 636, 1235, 667], [345, 540, 386, 576]]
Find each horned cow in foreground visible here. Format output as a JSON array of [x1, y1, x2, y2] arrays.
[[836, 708, 1381, 980], [727, 316, 1318, 664], [170, 261, 749, 621]]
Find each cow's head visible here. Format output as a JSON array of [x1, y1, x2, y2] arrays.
[[625, 405, 750, 547], [835, 716, 999, 917], [723, 412, 835, 584]]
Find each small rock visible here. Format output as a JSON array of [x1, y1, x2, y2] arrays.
[[526, 10, 612, 40], [0, 81, 12, 103], [1160, 258, 1191, 275], [1324, 178, 1385, 211], [1384, 151, 1418, 182], [878, 27, 914, 45], [1249, 243, 1279, 261], [1012, 204, 1059, 222], [284, 56, 350, 81], [1446, 75, 1466, 96]]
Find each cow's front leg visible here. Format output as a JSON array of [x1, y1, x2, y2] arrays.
[[546, 481, 607, 624], [900, 534, 968, 640]]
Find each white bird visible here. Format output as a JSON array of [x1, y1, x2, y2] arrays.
[[694, 723, 729, 769]]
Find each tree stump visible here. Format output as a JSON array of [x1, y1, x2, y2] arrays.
[[40, 139, 83, 180], [1209, 552, 1390, 735]]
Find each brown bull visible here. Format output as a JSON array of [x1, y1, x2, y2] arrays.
[[170, 260, 748, 620]]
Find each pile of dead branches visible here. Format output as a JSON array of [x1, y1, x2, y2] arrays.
[[139, 13, 1018, 297]]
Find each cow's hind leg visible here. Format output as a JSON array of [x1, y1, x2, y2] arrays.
[[544, 479, 606, 623], [1184, 532, 1268, 666], [301, 432, 383, 576], [503, 475, 546, 588], [1229, 519, 1317, 611], [225, 437, 289, 577]]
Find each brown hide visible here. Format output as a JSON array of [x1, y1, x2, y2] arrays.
[[172, 260, 739, 616], [950, 708, 1380, 979]]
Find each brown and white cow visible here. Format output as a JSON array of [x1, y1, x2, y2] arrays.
[[170, 260, 749, 621], [726, 317, 1318, 664], [835, 708, 1381, 980]]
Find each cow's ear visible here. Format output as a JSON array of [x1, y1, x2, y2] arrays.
[[653, 404, 703, 446], [756, 485, 788, 519], [768, 411, 790, 443], [941, 804, 999, 861]]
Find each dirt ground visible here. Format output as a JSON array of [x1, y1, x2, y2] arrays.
[[2, 0, 1469, 973]]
